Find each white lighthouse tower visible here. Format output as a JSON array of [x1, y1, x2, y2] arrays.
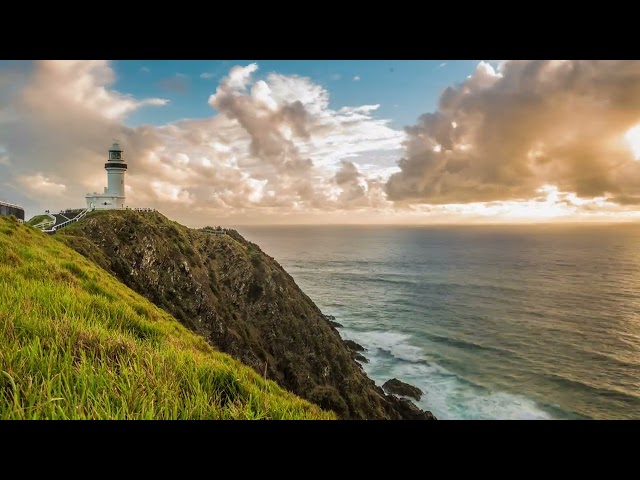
[[85, 141, 127, 210]]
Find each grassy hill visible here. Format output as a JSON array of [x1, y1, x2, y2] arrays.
[[26, 214, 50, 226], [55, 209, 436, 419], [0, 215, 334, 419]]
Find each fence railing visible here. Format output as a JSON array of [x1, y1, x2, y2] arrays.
[[33, 212, 57, 229], [126, 207, 156, 212], [43, 209, 88, 234]]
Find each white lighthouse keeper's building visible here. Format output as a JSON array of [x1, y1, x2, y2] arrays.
[[86, 141, 127, 210]]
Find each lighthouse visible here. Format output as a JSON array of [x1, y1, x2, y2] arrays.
[[85, 141, 128, 210]]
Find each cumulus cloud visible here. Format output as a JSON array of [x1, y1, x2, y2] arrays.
[[7, 59, 638, 225], [17, 173, 67, 196], [227, 63, 258, 90], [353, 75, 360, 81], [333, 160, 389, 208], [202, 64, 404, 214], [0, 60, 403, 223], [200, 72, 216, 79], [0, 61, 168, 213], [22, 61, 169, 121], [386, 60, 640, 206]]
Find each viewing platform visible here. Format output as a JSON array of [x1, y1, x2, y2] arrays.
[[200, 226, 228, 236]]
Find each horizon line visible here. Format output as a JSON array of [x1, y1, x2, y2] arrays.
[[222, 220, 640, 227]]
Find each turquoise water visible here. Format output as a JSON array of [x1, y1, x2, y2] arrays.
[[236, 224, 640, 420]]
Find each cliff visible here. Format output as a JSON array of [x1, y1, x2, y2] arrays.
[[0, 215, 332, 419], [59, 210, 435, 419]]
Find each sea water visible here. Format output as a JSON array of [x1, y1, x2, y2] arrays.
[[236, 224, 640, 420]]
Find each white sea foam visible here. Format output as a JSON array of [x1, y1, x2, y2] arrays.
[[341, 329, 426, 363], [343, 328, 554, 420]]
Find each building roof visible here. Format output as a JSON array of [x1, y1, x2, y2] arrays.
[[0, 200, 24, 210]]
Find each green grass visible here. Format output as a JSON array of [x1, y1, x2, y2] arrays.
[[0, 216, 334, 420], [27, 214, 51, 226]]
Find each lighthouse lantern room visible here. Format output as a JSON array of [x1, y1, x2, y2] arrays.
[[85, 141, 128, 210]]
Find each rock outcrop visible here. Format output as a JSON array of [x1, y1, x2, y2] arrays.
[[353, 353, 369, 364], [391, 397, 437, 420], [324, 315, 344, 328], [344, 339, 366, 352], [59, 210, 436, 420], [382, 378, 424, 401]]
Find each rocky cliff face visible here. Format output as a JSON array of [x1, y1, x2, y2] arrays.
[[59, 210, 435, 420]]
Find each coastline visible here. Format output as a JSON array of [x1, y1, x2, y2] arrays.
[[323, 314, 437, 420], [326, 314, 556, 420]]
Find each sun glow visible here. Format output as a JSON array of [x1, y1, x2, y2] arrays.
[[624, 125, 640, 160]]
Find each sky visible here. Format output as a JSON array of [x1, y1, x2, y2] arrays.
[[2, 60, 640, 226]]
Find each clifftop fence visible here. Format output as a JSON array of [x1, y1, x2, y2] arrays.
[[127, 207, 157, 213], [200, 226, 228, 236]]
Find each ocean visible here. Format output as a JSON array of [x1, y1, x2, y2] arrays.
[[235, 224, 640, 420]]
